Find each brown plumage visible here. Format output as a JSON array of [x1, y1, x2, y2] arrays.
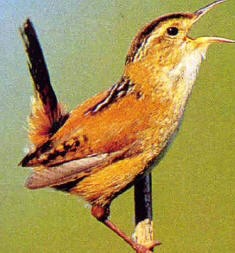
[[19, 1, 234, 252]]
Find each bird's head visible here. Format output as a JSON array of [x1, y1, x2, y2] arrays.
[[125, 0, 234, 66]]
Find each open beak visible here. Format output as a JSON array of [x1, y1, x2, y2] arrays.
[[193, 0, 235, 44]]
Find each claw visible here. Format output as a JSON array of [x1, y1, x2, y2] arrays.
[[145, 240, 162, 249], [134, 240, 161, 253], [134, 244, 152, 253]]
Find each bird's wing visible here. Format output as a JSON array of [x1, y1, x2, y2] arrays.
[[21, 81, 153, 189], [24, 150, 126, 189], [20, 77, 154, 168]]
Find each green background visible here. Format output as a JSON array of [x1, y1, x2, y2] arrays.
[[0, 0, 234, 252]]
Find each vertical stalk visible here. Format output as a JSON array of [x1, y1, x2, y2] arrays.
[[134, 173, 152, 224], [133, 173, 155, 251]]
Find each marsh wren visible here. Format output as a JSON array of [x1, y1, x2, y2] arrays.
[[19, 1, 234, 252]]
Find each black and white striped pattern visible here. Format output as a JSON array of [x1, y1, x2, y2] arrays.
[[85, 77, 134, 114]]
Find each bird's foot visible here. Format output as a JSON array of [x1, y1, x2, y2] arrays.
[[133, 240, 161, 253]]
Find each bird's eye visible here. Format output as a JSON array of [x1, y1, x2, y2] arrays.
[[167, 27, 179, 36]]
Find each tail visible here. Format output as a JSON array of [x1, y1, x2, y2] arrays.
[[19, 19, 69, 146]]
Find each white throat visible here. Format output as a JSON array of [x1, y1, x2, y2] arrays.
[[168, 45, 208, 98]]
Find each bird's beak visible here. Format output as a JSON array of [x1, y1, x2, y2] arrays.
[[193, 0, 235, 44], [193, 0, 225, 23]]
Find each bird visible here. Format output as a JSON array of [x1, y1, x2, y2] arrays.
[[19, 1, 234, 252]]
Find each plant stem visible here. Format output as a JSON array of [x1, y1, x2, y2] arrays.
[[133, 173, 155, 252]]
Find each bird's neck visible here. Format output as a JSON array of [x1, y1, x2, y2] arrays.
[[124, 46, 207, 111]]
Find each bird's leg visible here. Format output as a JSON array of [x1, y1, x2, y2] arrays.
[[91, 205, 160, 253]]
